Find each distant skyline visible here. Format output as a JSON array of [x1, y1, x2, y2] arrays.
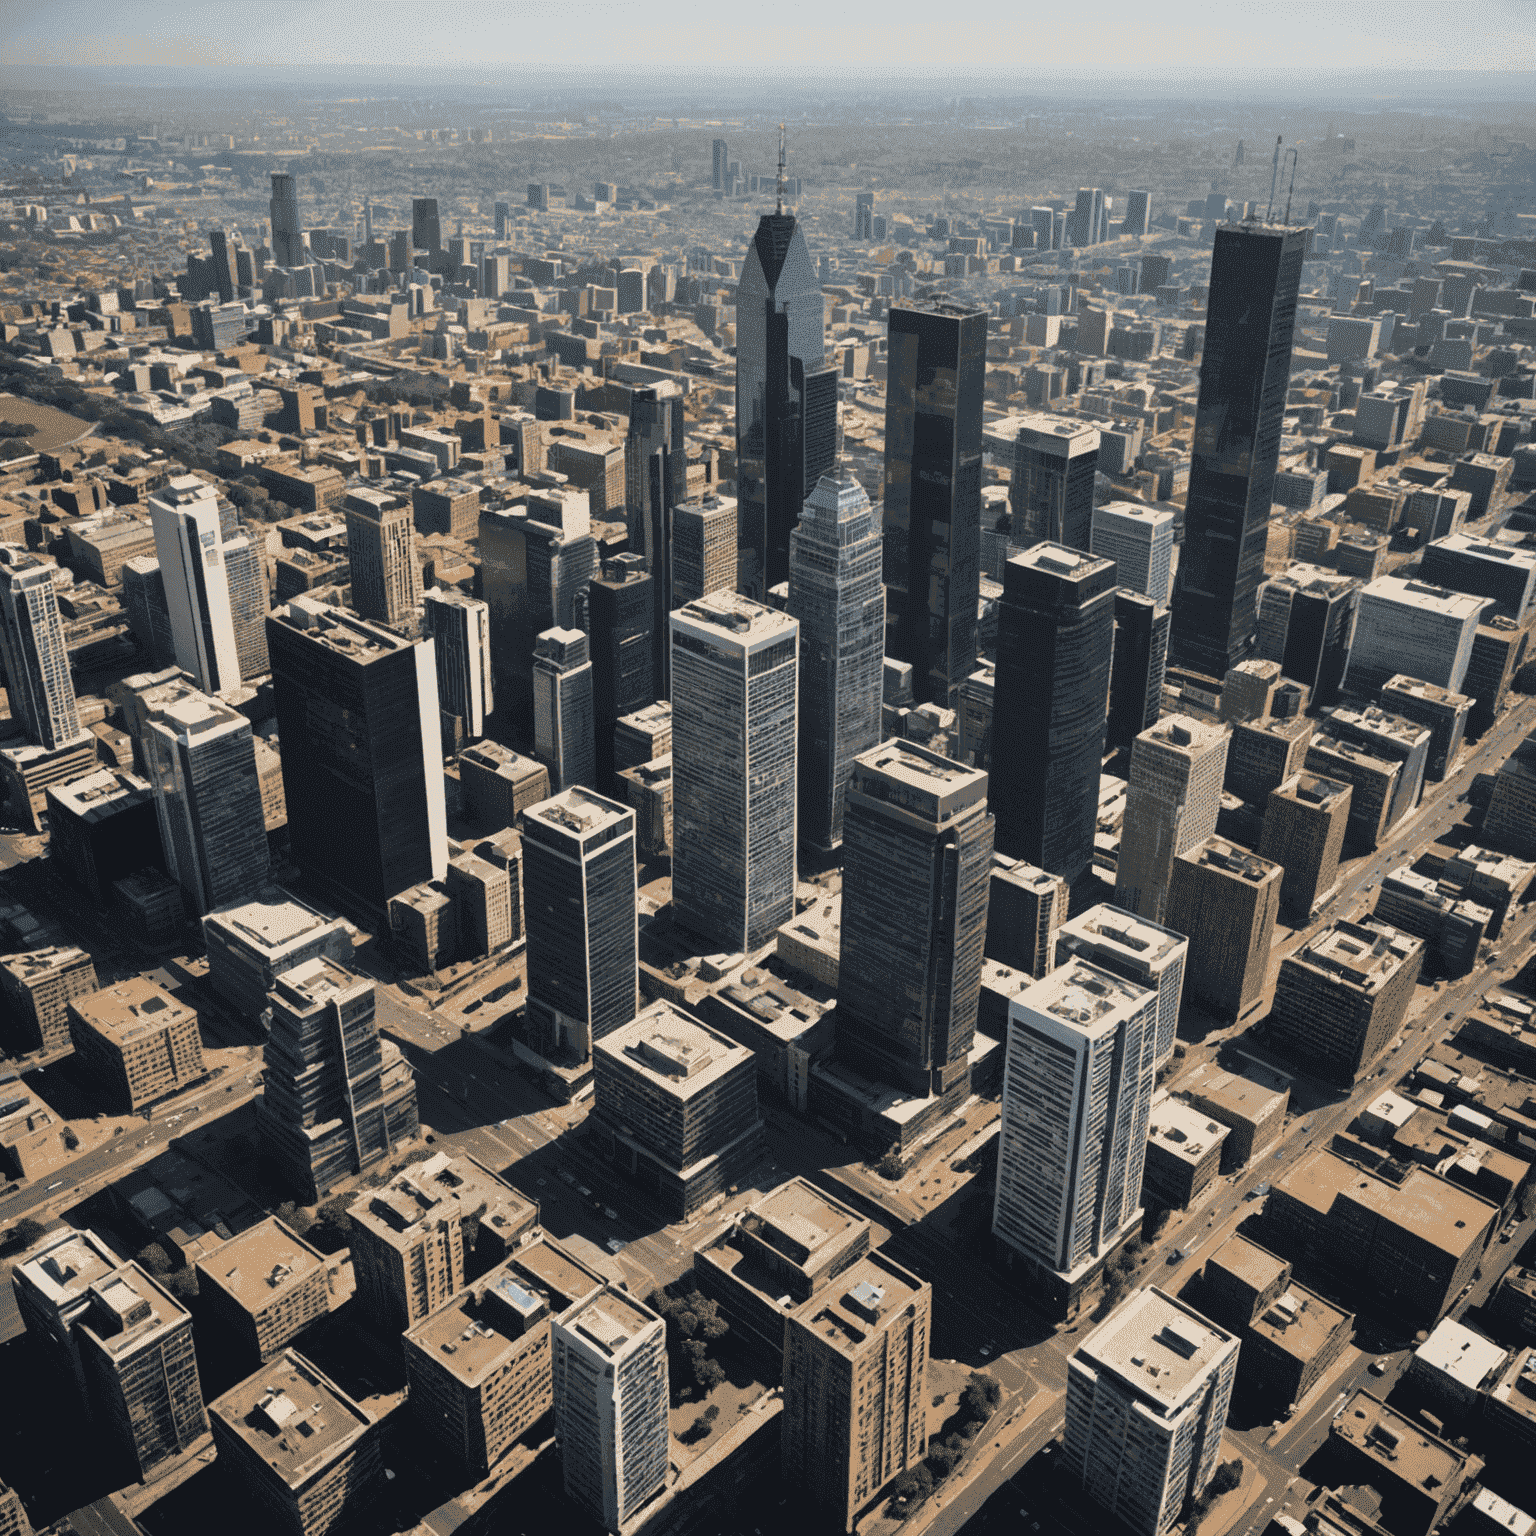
[[2, 0, 1533, 78]]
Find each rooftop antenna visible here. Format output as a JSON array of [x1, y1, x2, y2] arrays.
[[1265, 136, 1282, 222], [776, 122, 786, 216], [1282, 147, 1299, 226]]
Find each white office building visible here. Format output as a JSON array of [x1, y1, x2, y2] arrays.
[[1345, 576, 1487, 698], [1091, 500, 1176, 607], [149, 475, 241, 695], [423, 587, 492, 740]]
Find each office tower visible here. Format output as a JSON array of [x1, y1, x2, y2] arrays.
[[1029, 207, 1056, 249], [992, 960, 1159, 1305], [735, 200, 837, 596], [552, 1286, 669, 1531], [344, 489, 421, 629], [1322, 704, 1431, 831], [148, 476, 240, 695], [196, 1217, 331, 1364], [1115, 715, 1230, 925], [532, 627, 595, 792], [1269, 919, 1422, 1085], [1056, 904, 1189, 1069], [592, 1001, 765, 1219], [122, 555, 176, 668], [1070, 188, 1106, 246], [1378, 676, 1470, 782], [711, 138, 729, 191], [223, 532, 270, 680], [411, 196, 441, 258], [854, 192, 874, 240], [142, 681, 269, 916], [45, 768, 161, 906], [836, 741, 992, 1106], [67, 974, 203, 1114], [347, 1151, 535, 1333], [787, 470, 885, 853], [269, 173, 304, 267], [1164, 839, 1282, 1017], [587, 556, 654, 792], [1170, 223, 1309, 680], [267, 599, 447, 921], [0, 946, 98, 1057], [1091, 501, 1174, 606], [1064, 1288, 1239, 1536], [671, 593, 798, 954], [1107, 591, 1171, 752], [782, 1251, 931, 1533], [1220, 658, 1281, 725], [1419, 533, 1536, 624], [1345, 576, 1485, 699], [1123, 189, 1151, 237], [208, 228, 237, 302], [672, 493, 738, 603], [458, 740, 549, 830], [259, 957, 418, 1201], [882, 300, 987, 704], [987, 854, 1068, 979], [423, 588, 492, 741], [210, 1350, 381, 1536], [521, 786, 637, 1061], [992, 544, 1117, 882], [625, 385, 685, 688], [201, 891, 353, 1021], [1012, 416, 1100, 553], [1259, 773, 1352, 921]]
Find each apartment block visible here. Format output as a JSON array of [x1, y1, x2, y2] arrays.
[[985, 854, 1068, 980], [1378, 676, 1470, 782], [67, 976, 205, 1114], [0, 945, 98, 1057], [458, 741, 550, 831], [1345, 576, 1486, 698], [196, 1217, 333, 1363], [1259, 773, 1352, 921], [1164, 840, 1281, 1018], [201, 892, 353, 1021]]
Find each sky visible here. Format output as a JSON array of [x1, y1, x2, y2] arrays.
[[1, 0, 1533, 78]]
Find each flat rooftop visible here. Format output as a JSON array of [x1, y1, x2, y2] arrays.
[[1010, 541, 1115, 582], [1017, 958, 1154, 1032], [597, 1002, 751, 1098], [1280, 773, 1352, 809], [271, 598, 417, 661], [1147, 1098, 1228, 1167], [1414, 1317, 1508, 1390], [523, 786, 632, 839], [790, 1250, 927, 1360], [1139, 714, 1228, 756], [1094, 498, 1173, 528], [1381, 675, 1471, 707], [1359, 575, 1489, 622], [273, 956, 366, 1011], [350, 1152, 535, 1248], [70, 976, 196, 1047], [17, 1227, 121, 1305], [503, 1234, 607, 1315], [1208, 1233, 1287, 1297], [1332, 1390, 1469, 1491], [208, 892, 339, 953], [562, 1286, 660, 1360], [1078, 1286, 1235, 1414], [1059, 903, 1185, 968], [748, 1177, 866, 1268], [49, 768, 153, 821], [1018, 414, 1101, 451], [672, 589, 797, 646], [200, 1217, 325, 1311], [1250, 1279, 1352, 1364], [1181, 838, 1281, 884], [1292, 919, 1421, 994], [1329, 705, 1432, 748], [1264, 563, 1361, 597], [850, 739, 988, 823], [77, 1261, 190, 1359]]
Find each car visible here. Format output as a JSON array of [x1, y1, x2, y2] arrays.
[[47, 1180, 65, 1191], [577, 1185, 593, 1198], [559, 1170, 577, 1186], [537, 1178, 547, 1187], [603, 1206, 619, 1221], [606, 1238, 626, 1254], [978, 1346, 990, 1357], [1369, 1358, 1388, 1375]]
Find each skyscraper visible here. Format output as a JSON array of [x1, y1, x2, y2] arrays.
[[411, 196, 442, 259], [0, 544, 81, 749], [1254, 564, 1361, 709], [672, 494, 738, 604], [1091, 501, 1175, 607], [587, 555, 655, 793], [992, 960, 1158, 1308], [344, 489, 421, 630], [1107, 591, 1171, 753], [854, 192, 875, 240], [1165, 839, 1282, 1018], [267, 598, 447, 922], [521, 787, 637, 1062], [1170, 222, 1309, 680], [670, 593, 798, 955], [141, 679, 270, 917], [1115, 715, 1230, 926], [224, 532, 270, 681], [711, 139, 729, 192], [882, 300, 987, 705], [532, 627, 595, 792], [991, 544, 1117, 882], [1070, 187, 1106, 246], [836, 742, 993, 1108], [624, 385, 685, 693], [423, 588, 493, 742], [1122, 189, 1152, 237], [149, 475, 241, 695], [268, 173, 304, 267], [787, 470, 885, 852], [1012, 416, 1100, 553], [735, 200, 837, 595]]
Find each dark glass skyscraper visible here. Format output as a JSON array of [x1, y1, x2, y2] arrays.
[[412, 197, 442, 260], [587, 554, 655, 793], [1107, 590, 1171, 753], [735, 210, 837, 597], [1170, 223, 1309, 681], [625, 385, 685, 692], [1012, 416, 1100, 552], [992, 544, 1118, 883], [882, 300, 987, 706]]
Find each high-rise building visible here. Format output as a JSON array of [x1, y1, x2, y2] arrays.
[[1418, 533, 1536, 624], [1345, 576, 1486, 698], [1123, 189, 1152, 237], [521, 787, 637, 1062], [532, 627, 595, 792], [0, 1477, 28, 1536], [0, 946, 98, 1058], [0, 545, 82, 750], [624, 385, 685, 629], [67, 975, 204, 1114], [1091, 501, 1174, 606], [992, 960, 1159, 1308], [267, 599, 447, 921], [882, 300, 987, 704], [670, 593, 798, 955], [258, 957, 419, 1201], [411, 196, 441, 258], [1055, 904, 1189, 1069], [711, 139, 729, 191], [1259, 773, 1352, 921], [551, 1286, 669, 1532], [269, 173, 304, 267], [1165, 839, 1282, 1018], [142, 680, 270, 916], [781, 1251, 931, 1533], [493, 200, 509, 240], [423, 588, 492, 742], [587, 555, 655, 792], [121, 555, 176, 669], [1377, 676, 1471, 782], [1115, 715, 1230, 925], [149, 476, 241, 695], [1012, 416, 1100, 553], [735, 202, 837, 596], [1107, 591, 1171, 753], [1064, 1287, 1239, 1536], [992, 544, 1117, 882], [672, 493, 738, 603], [1070, 187, 1106, 247], [986, 855, 1068, 979], [787, 470, 885, 853], [1170, 223, 1309, 680], [836, 742, 992, 1107], [343, 489, 421, 629], [223, 532, 270, 681], [853, 192, 875, 240], [1254, 564, 1360, 710]]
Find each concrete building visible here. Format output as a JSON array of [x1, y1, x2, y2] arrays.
[[1091, 500, 1174, 605], [986, 855, 1067, 980], [1013, 415, 1101, 553], [1253, 565, 1361, 708], [671, 493, 738, 604], [1259, 773, 1352, 921], [67, 976, 204, 1114], [1107, 591, 1171, 753], [196, 1217, 333, 1363], [1227, 714, 1313, 805], [1374, 866, 1490, 976], [592, 1001, 765, 1221], [1378, 676, 1470, 782], [0, 1081, 71, 1183], [1142, 1097, 1228, 1209], [1269, 920, 1423, 1086], [458, 741, 550, 831], [1407, 1317, 1508, 1416], [1115, 715, 1229, 926], [781, 1250, 932, 1533], [1304, 732, 1403, 852], [613, 700, 672, 780], [0, 945, 98, 1057], [201, 892, 352, 1020], [412, 478, 481, 540], [347, 1151, 536, 1334], [1324, 704, 1431, 831], [1345, 576, 1487, 698], [343, 488, 420, 628], [148, 476, 241, 695], [1484, 728, 1536, 859], [670, 593, 798, 955], [1418, 534, 1536, 624], [532, 627, 595, 792], [423, 589, 492, 742], [1064, 1287, 1239, 1536], [45, 768, 162, 907], [209, 1350, 381, 1536], [1164, 840, 1282, 1018], [1182, 1059, 1290, 1171], [551, 1286, 669, 1532], [0, 544, 84, 751]]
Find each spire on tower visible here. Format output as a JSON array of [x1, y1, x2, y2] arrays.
[[776, 122, 786, 215]]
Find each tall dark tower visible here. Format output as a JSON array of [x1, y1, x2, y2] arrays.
[[882, 300, 987, 706], [1169, 223, 1309, 681], [411, 197, 442, 261], [625, 385, 685, 693], [992, 544, 1118, 883], [735, 135, 837, 598], [588, 554, 656, 793]]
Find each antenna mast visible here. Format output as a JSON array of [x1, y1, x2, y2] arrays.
[[776, 122, 786, 215], [1283, 147, 1299, 226], [1265, 136, 1282, 222]]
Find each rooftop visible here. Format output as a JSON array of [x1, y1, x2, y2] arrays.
[[16, 1226, 121, 1305], [1291, 919, 1422, 994], [561, 1285, 661, 1360], [790, 1250, 927, 1359], [597, 1001, 751, 1098], [198, 1217, 326, 1312], [1380, 676, 1471, 707], [1139, 714, 1229, 755], [1279, 773, 1352, 810], [272, 597, 417, 661], [1060, 903, 1186, 968], [1147, 1098, 1228, 1167], [48, 767, 153, 822], [1181, 838, 1281, 884], [672, 589, 797, 646], [69, 976, 195, 1047], [1413, 1317, 1508, 1390], [849, 739, 988, 824], [1488, 1348, 1536, 1429], [1078, 1287, 1236, 1413], [1010, 540, 1115, 582], [1017, 958, 1154, 1034], [1331, 1390, 1471, 1493], [502, 1233, 608, 1315], [1359, 575, 1489, 622], [76, 1262, 191, 1358], [349, 1152, 535, 1248], [523, 785, 632, 840], [208, 892, 341, 955]]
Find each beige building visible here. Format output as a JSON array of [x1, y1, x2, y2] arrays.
[[196, 1218, 335, 1363], [0, 945, 98, 1057], [66, 976, 204, 1113]]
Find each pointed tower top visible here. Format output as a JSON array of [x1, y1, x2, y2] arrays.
[[776, 122, 787, 216]]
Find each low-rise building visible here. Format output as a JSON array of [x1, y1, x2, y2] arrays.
[[1182, 1060, 1292, 1171], [1406, 1317, 1508, 1415], [1486, 1347, 1536, 1451], [1142, 1097, 1228, 1210], [775, 893, 841, 990], [699, 959, 836, 1114], [0, 945, 98, 1058], [458, 741, 550, 831], [0, 1080, 72, 1182], [66, 976, 205, 1113], [196, 1217, 335, 1364]]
